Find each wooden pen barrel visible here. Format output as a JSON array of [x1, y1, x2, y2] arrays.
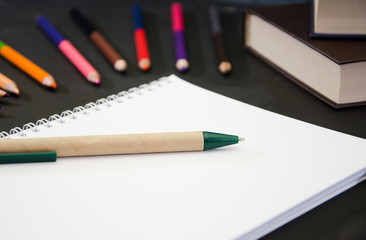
[[0, 131, 204, 157]]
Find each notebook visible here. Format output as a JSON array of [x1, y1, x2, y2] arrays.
[[1, 74, 366, 240]]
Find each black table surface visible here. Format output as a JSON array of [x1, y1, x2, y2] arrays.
[[1, 0, 365, 239]]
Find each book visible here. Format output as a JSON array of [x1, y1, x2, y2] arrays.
[[244, 4, 366, 108], [1, 74, 366, 240], [310, 0, 366, 38]]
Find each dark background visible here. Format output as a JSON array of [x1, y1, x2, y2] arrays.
[[1, 0, 366, 239]]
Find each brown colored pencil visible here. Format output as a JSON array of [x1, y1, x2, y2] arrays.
[[209, 5, 232, 74], [70, 8, 127, 72]]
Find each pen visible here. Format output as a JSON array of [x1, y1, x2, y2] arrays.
[[36, 15, 101, 84], [0, 40, 57, 88], [0, 131, 243, 161], [171, 2, 189, 72], [132, 4, 151, 71], [208, 5, 232, 74], [70, 8, 127, 72]]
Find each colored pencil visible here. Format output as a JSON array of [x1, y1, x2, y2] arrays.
[[36, 15, 100, 84], [0, 72, 19, 95], [208, 5, 232, 74], [171, 2, 189, 72], [70, 8, 127, 72], [0, 40, 56, 88], [132, 4, 151, 71]]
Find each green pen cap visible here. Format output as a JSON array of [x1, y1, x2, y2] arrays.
[[203, 131, 240, 150]]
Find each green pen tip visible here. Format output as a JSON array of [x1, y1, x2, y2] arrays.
[[203, 131, 240, 151]]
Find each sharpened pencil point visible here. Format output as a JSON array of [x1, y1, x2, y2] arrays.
[[88, 72, 101, 84], [43, 76, 57, 88], [114, 59, 127, 72], [0, 73, 19, 94], [12, 88, 20, 95], [6, 84, 20, 95], [50, 82, 57, 89], [138, 59, 151, 71], [176, 59, 189, 72], [219, 61, 232, 74]]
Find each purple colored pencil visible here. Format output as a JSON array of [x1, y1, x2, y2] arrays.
[[171, 2, 189, 72]]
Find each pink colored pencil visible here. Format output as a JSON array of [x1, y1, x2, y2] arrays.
[[36, 15, 100, 84]]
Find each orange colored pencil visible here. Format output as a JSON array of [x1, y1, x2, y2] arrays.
[[0, 40, 56, 88], [0, 72, 19, 95]]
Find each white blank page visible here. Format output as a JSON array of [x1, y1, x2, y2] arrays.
[[1, 75, 366, 240]]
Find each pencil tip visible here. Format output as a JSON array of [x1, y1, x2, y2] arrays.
[[7, 84, 20, 95], [138, 59, 151, 71], [176, 59, 189, 72], [238, 137, 245, 142], [50, 82, 57, 89], [43, 76, 57, 88], [219, 61, 232, 74], [114, 59, 127, 72], [88, 72, 101, 84]]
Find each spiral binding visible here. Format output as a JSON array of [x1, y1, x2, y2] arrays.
[[0, 77, 171, 139]]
